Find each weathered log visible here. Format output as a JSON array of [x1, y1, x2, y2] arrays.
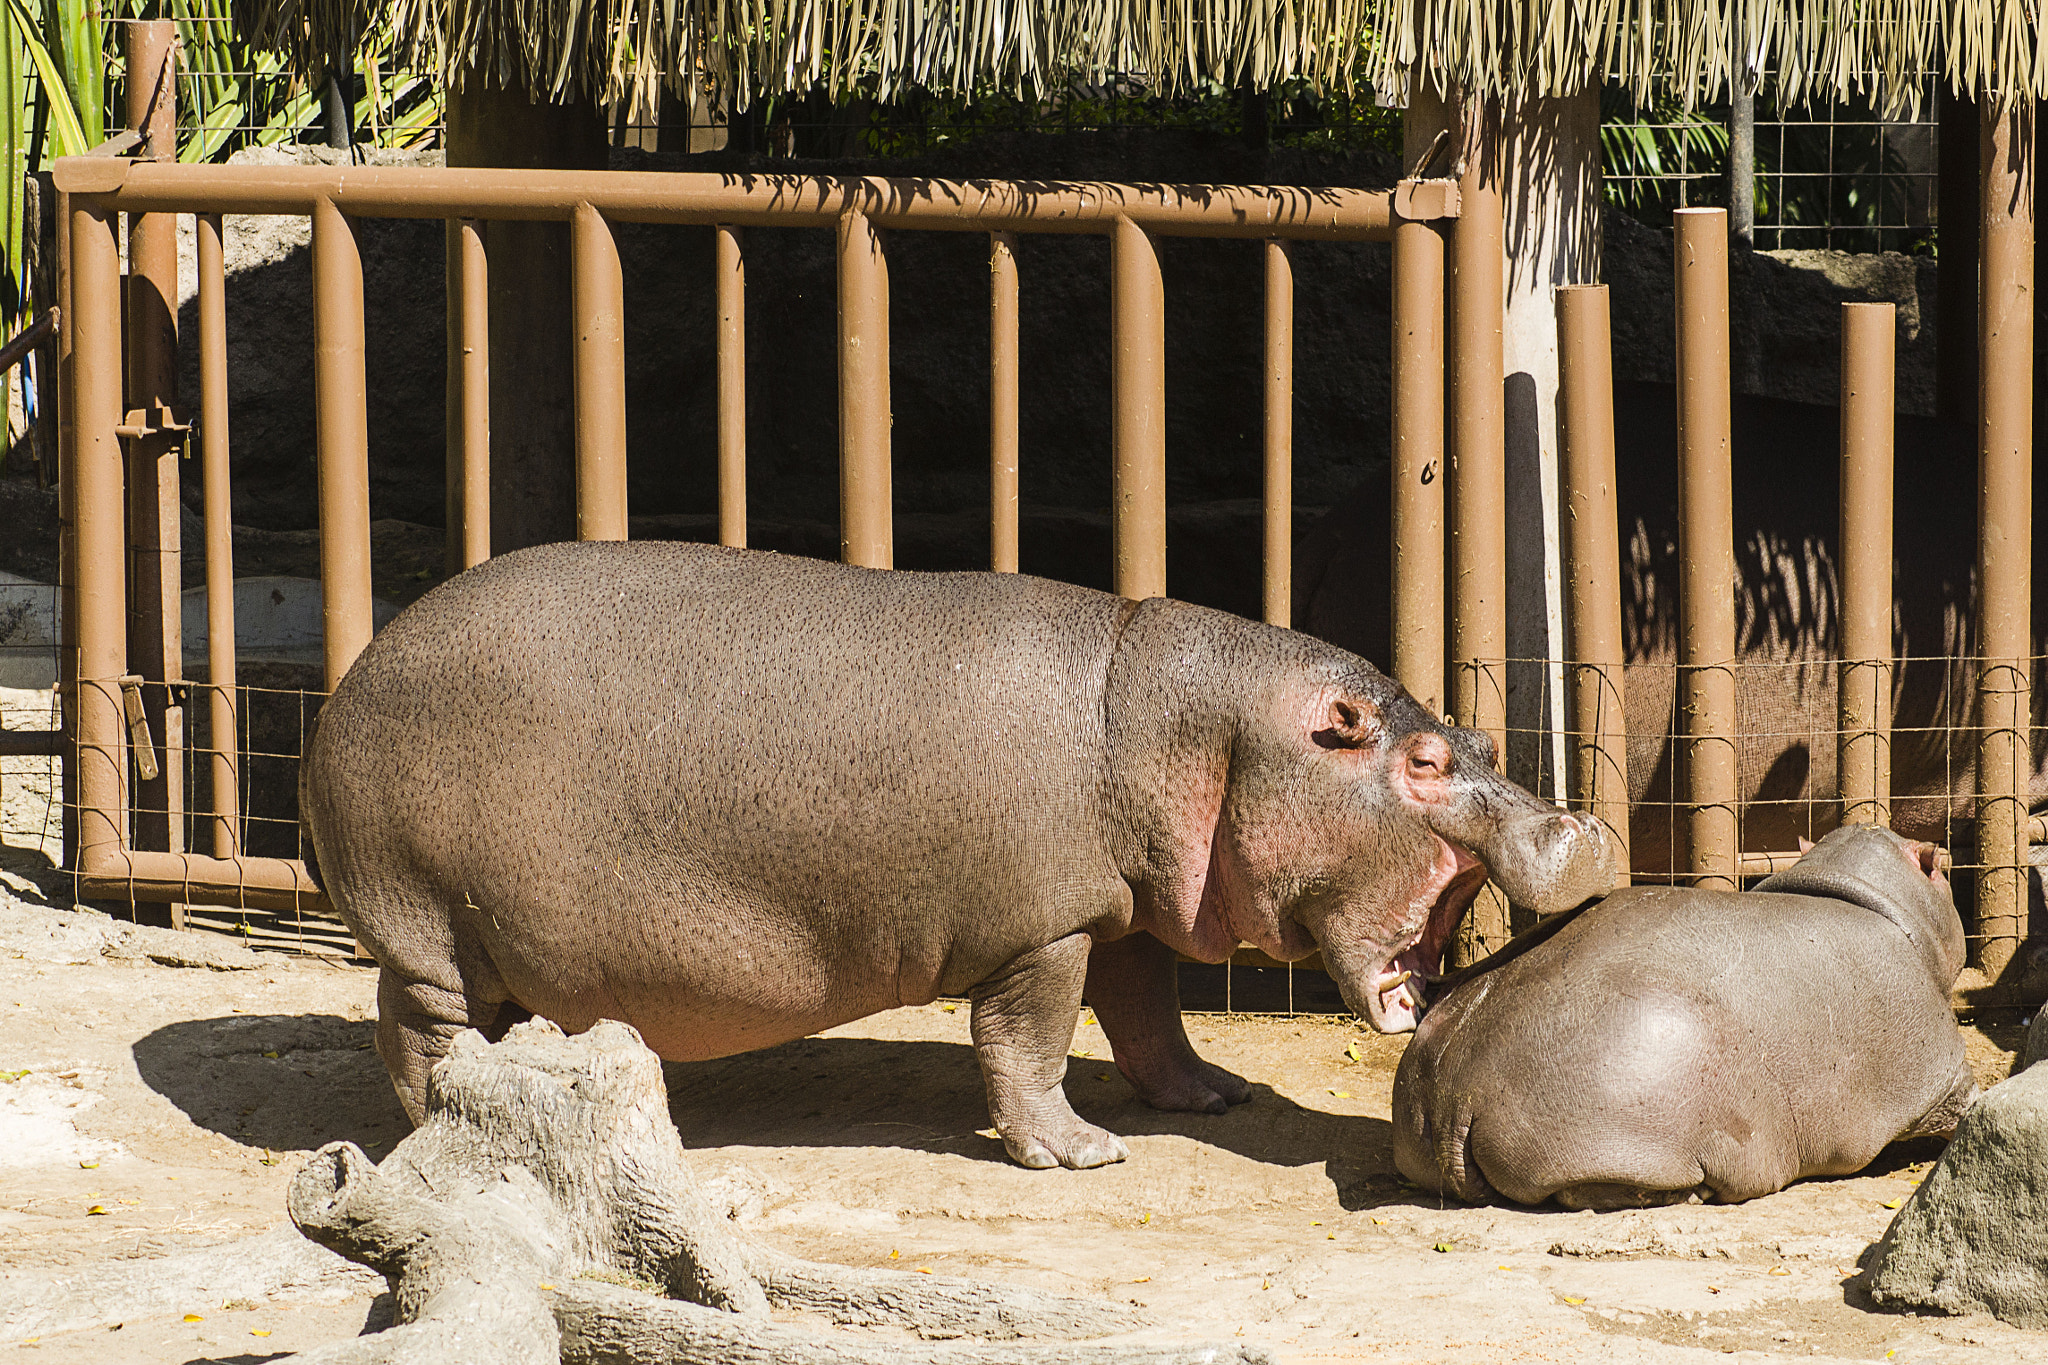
[[551, 1278, 1264, 1365], [281, 1018, 1267, 1365], [742, 1245, 1143, 1340], [0, 1224, 379, 1340]]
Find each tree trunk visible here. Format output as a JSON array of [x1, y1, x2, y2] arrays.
[[445, 84, 609, 554], [274, 1019, 1271, 1365]]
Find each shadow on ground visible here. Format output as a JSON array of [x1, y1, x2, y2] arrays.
[[133, 1014, 408, 1160], [665, 1033, 1394, 1176]]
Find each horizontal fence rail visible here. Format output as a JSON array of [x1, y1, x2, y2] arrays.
[[53, 161, 1415, 239]]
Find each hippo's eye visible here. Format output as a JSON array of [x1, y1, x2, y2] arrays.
[[1406, 736, 1455, 780]]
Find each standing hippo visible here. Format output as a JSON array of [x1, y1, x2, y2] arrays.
[[1393, 822, 1977, 1208], [303, 541, 1613, 1169]]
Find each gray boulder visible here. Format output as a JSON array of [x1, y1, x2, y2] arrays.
[[2020, 1008, 2048, 1072], [1866, 1062, 2048, 1326]]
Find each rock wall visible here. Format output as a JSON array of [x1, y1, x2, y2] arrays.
[[165, 145, 1946, 554], [171, 141, 1400, 546], [1603, 207, 1940, 418]]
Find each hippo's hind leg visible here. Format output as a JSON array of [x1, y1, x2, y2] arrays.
[[1085, 931, 1250, 1114], [374, 965, 520, 1125], [972, 933, 1130, 1170], [375, 970, 469, 1124], [1901, 1056, 1980, 1140]]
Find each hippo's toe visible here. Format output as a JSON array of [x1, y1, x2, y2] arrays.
[[1005, 1121, 1130, 1170]]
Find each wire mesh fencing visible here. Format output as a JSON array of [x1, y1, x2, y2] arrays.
[[1602, 74, 1940, 254], [34, 645, 2036, 999]]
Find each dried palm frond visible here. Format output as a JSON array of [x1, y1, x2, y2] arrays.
[[1370, 0, 2042, 120], [231, 0, 2045, 122]]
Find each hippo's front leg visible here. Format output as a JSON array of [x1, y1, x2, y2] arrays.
[[970, 933, 1130, 1170], [1085, 931, 1251, 1114]]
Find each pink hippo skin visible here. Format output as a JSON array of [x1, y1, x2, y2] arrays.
[[303, 542, 1613, 1169]]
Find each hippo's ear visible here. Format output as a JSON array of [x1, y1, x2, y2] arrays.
[[1312, 696, 1381, 750], [1905, 839, 1945, 883]]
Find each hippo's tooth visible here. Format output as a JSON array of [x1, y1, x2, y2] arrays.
[[1376, 968, 1414, 991]]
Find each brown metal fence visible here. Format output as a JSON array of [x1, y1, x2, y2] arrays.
[[47, 113, 1484, 944], [26, 46, 2043, 1005]]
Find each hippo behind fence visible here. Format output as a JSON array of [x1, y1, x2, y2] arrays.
[[1392, 822, 1977, 1209], [302, 541, 1613, 1169]]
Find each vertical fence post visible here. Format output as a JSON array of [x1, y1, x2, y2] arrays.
[[1263, 239, 1292, 627], [838, 205, 893, 568], [1111, 216, 1166, 601], [1448, 127, 1506, 749], [70, 202, 127, 869], [1674, 207, 1739, 891], [990, 231, 1020, 573], [1445, 122, 1510, 960], [57, 185, 77, 865], [312, 198, 374, 693], [444, 219, 491, 572], [456, 220, 490, 567], [1558, 284, 1631, 882], [197, 214, 239, 859], [716, 223, 746, 548], [122, 18, 183, 888], [1974, 103, 2033, 981], [443, 222, 462, 577], [1839, 302, 1895, 830], [1391, 203, 1446, 715], [571, 202, 627, 542]]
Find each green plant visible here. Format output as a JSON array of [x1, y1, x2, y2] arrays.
[[0, 6, 442, 320], [1599, 85, 1729, 215]]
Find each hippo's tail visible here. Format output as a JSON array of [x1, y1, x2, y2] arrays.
[[1430, 1099, 1494, 1203]]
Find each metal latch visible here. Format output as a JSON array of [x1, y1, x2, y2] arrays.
[[117, 675, 159, 781], [115, 404, 193, 442]]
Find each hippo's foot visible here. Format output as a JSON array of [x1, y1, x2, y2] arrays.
[[1003, 1116, 1130, 1170], [1120, 1053, 1252, 1115]]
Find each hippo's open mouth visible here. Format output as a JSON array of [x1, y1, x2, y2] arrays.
[[1363, 837, 1487, 1033]]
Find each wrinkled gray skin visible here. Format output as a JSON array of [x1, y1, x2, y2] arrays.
[[1392, 823, 1977, 1209], [303, 542, 1613, 1170]]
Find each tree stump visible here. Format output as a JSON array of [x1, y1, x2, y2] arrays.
[[282, 1019, 1270, 1365]]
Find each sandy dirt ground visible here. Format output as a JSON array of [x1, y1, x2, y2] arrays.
[[1, 845, 2043, 1365]]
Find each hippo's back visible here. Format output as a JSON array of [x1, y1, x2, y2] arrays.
[[1394, 886, 1971, 1207], [303, 542, 1139, 1055]]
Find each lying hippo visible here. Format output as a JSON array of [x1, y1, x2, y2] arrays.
[[1393, 822, 1977, 1208], [304, 542, 1612, 1169]]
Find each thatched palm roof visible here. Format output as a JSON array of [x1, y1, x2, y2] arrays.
[[235, 0, 2039, 119]]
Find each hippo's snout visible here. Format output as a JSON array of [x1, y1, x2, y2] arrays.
[[1460, 806, 1618, 920]]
